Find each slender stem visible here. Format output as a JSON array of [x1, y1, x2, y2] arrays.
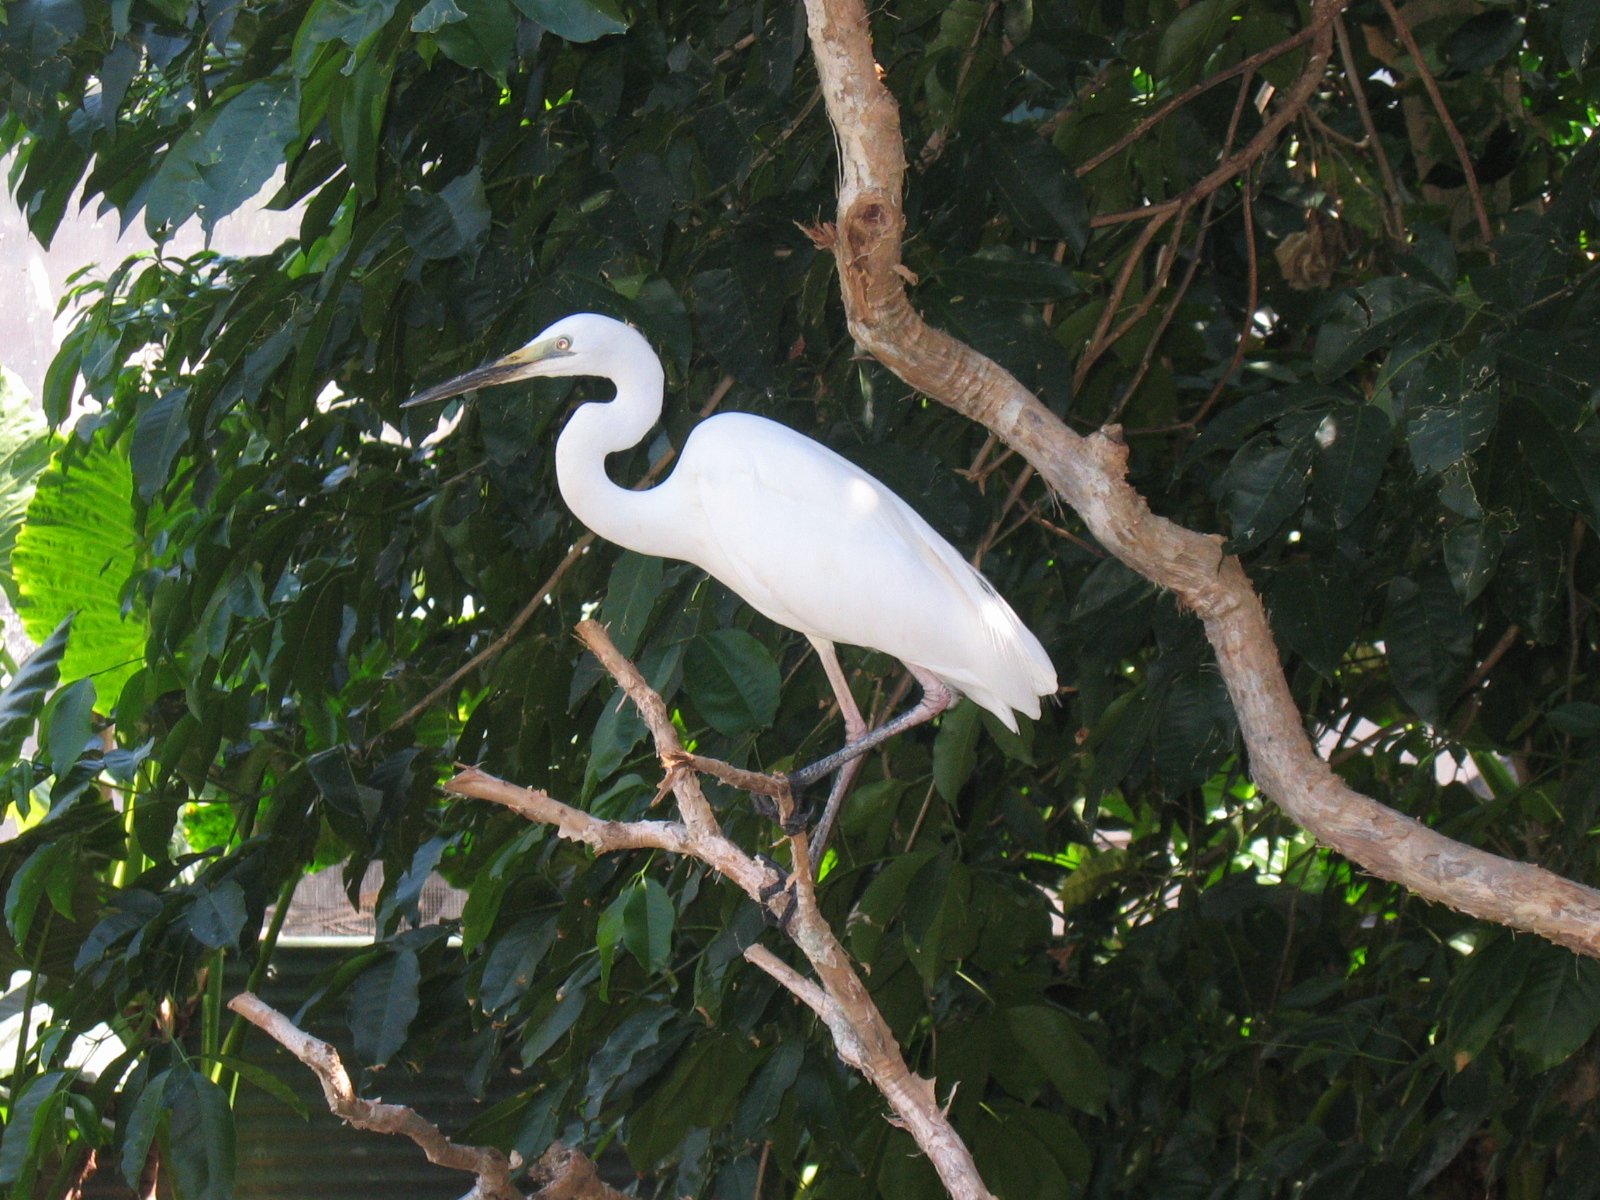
[[11, 910, 48, 1084], [215, 871, 298, 1099], [1334, 12, 1406, 241], [1076, 17, 1329, 178], [1376, 0, 1492, 244]]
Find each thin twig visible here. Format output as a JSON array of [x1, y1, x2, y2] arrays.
[[1090, 3, 1342, 229], [1334, 12, 1406, 241], [1076, 18, 1330, 179], [228, 993, 524, 1200], [1109, 71, 1254, 423], [1082, 199, 1194, 389], [1376, 0, 1492, 244], [1195, 165, 1259, 419], [1073, 210, 1176, 393]]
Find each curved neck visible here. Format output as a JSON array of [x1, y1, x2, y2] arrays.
[[554, 353, 684, 558]]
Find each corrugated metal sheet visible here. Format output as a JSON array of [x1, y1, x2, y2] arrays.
[[82, 942, 530, 1200]]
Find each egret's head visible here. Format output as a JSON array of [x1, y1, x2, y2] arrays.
[[402, 312, 646, 409]]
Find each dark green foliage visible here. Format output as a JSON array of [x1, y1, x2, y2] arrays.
[[0, 0, 1598, 1196]]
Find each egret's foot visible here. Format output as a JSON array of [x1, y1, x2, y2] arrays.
[[755, 855, 796, 930], [747, 790, 809, 835]]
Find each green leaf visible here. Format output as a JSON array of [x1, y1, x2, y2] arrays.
[[402, 167, 492, 260], [1511, 942, 1600, 1072], [1406, 375, 1498, 475], [682, 629, 779, 737], [130, 388, 189, 503], [511, 0, 628, 42], [307, 746, 384, 826], [903, 851, 971, 987], [12, 438, 145, 704], [121, 1068, 170, 1188], [292, 0, 403, 72], [44, 676, 95, 777], [1221, 434, 1313, 552], [412, 0, 468, 30], [984, 129, 1089, 255], [1562, 0, 1600, 67], [932, 699, 981, 801], [847, 842, 942, 964], [348, 945, 421, 1066], [145, 79, 301, 237], [583, 1005, 675, 1103], [1383, 571, 1473, 726], [1152, 670, 1236, 791], [521, 981, 588, 1065], [626, 1035, 760, 1168], [186, 879, 248, 950], [1517, 393, 1600, 530], [597, 887, 628, 1000], [0, 369, 50, 605], [3, 842, 70, 946], [1443, 515, 1509, 603], [479, 915, 556, 1011], [585, 686, 649, 796], [601, 552, 662, 658], [0, 615, 71, 763], [1004, 1006, 1109, 1115], [1548, 701, 1600, 738], [201, 1053, 309, 1119], [690, 268, 771, 386], [1156, 0, 1240, 77], [164, 1065, 235, 1200], [624, 877, 675, 975], [1312, 278, 1457, 382], [0, 1070, 67, 1185], [431, 0, 517, 76], [1263, 562, 1360, 677], [1443, 11, 1524, 72], [936, 248, 1081, 302], [1312, 404, 1392, 528]]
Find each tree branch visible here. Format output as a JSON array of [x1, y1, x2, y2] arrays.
[[799, 0, 1600, 957], [445, 622, 998, 1200], [227, 993, 524, 1200]]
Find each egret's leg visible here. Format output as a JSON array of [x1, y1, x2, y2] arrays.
[[805, 639, 869, 864], [789, 665, 956, 790]]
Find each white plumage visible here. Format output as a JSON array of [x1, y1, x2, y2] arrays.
[[408, 313, 1055, 846]]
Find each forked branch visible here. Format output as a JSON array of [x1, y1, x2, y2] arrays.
[[227, 993, 526, 1200], [443, 621, 999, 1200], [799, 0, 1600, 956]]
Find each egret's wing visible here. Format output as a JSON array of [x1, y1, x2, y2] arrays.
[[675, 414, 1054, 722]]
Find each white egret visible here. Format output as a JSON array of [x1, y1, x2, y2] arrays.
[[406, 313, 1055, 857]]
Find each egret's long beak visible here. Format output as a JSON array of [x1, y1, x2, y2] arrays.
[[401, 337, 572, 408]]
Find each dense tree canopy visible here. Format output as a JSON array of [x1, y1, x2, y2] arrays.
[[1, 0, 1599, 1194]]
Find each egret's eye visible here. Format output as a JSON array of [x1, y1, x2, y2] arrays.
[[555, 336, 572, 351]]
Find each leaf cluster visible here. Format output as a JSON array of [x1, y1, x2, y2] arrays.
[[0, 0, 1598, 1196]]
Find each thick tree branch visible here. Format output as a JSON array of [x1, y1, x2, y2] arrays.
[[445, 622, 997, 1200], [799, 0, 1600, 957]]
